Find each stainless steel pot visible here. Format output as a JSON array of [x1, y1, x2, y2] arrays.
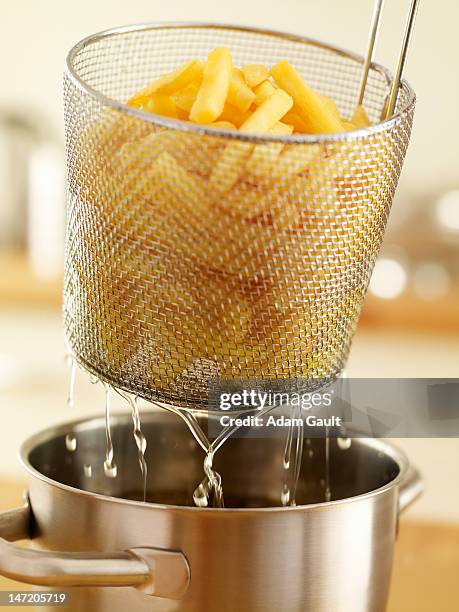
[[0, 410, 422, 612]]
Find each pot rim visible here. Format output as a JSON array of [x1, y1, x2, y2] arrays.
[[20, 412, 410, 514]]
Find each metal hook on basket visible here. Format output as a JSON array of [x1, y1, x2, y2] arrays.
[[357, 0, 421, 120], [357, 0, 386, 108]]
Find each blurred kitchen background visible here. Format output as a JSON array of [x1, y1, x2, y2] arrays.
[[0, 0, 458, 529]]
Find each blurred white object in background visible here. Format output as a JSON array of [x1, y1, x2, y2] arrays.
[[0, 112, 34, 249], [0, 108, 65, 280], [436, 190, 459, 232], [27, 143, 65, 280], [413, 262, 451, 301], [369, 257, 408, 299], [0, 352, 22, 391], [0, 128, 16, 246]]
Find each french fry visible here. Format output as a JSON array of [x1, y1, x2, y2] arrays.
[[209, 175, 314, 279], [81, 132, 163, 222], [98, 248, 252, 390], [225, 303, 314, 379], [218, 177, 303, 223], [227, 68, 256, 112], [272, 121, 294, 134], [218, 102, 252, 127], [352, 105, 372, 128], [247, 142, 322, 183], [211, 121, 237, 130], [75, 110, 159, 200], [172, 80, 202, 112], [231, 270, 356, 379], [209, 141, 253, 193], [319, 93, 341, 120], [342, 120, 356, 131], [173, 72, 251, 118], [197, 200, 303, 279], [271, 60, 344, 133], [190, 48, 232, 124], [114, 133, 163, 174], [246, 121, 293, 177], [210, 90, 293, 192], [269, 143, 322, 178], [150, 130, 224, 178], [140, 94, 181, 118], [128, 59, 203, 105], [85, 47, 383, 388], [176, 108, 189, 121], [153, 152, 210, 215], [239, 88, 293, 133], [218, 181, 278, 216], [242, 64, 269, 88], [252, 80, 277, 106], [282, 109, 310, 133]]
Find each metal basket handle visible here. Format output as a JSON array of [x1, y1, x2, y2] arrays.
[[0, 498, 189, 599], [358, 0, 420, 119]]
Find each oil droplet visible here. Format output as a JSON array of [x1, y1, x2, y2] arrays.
[[212, 473, 224, 508], [324, 431, 331, 504], [129, 395, 148, 502], [283, 418, 294, 470], [116, 390, 148, 501], [173, 407, 210, 454], [337, 437, 352, 450], [204, 452, 224, 508], [67, 359, 76, 409], [281, 483, 291, 506], [65, 434, 77, 452], [159, 403, 226, 508], [83, 464, 92, 478], [308, 449, 314, 458], [193, 479, 211, 507], [103, 385, 117, 479], [104, 460, 118, 479], [193, 451, 224, 508], [289, 410, 304, 506]]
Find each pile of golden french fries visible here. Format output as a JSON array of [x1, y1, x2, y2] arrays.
[[127, 49, 371, 133], [75, 49, 385, 392]]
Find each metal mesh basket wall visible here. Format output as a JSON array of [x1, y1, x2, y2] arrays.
[[63, 23, 415, 408]]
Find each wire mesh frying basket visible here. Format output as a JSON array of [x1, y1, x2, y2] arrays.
[[63, 23, 415, 409]]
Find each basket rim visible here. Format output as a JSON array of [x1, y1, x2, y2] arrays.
[[65, 21, 416, 144]]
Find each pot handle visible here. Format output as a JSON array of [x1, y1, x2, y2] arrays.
[[398, 465, 423, 514], [0, 499, 190, 599]]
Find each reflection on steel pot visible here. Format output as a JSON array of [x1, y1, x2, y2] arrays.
[[0, 410, 422, 612]]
